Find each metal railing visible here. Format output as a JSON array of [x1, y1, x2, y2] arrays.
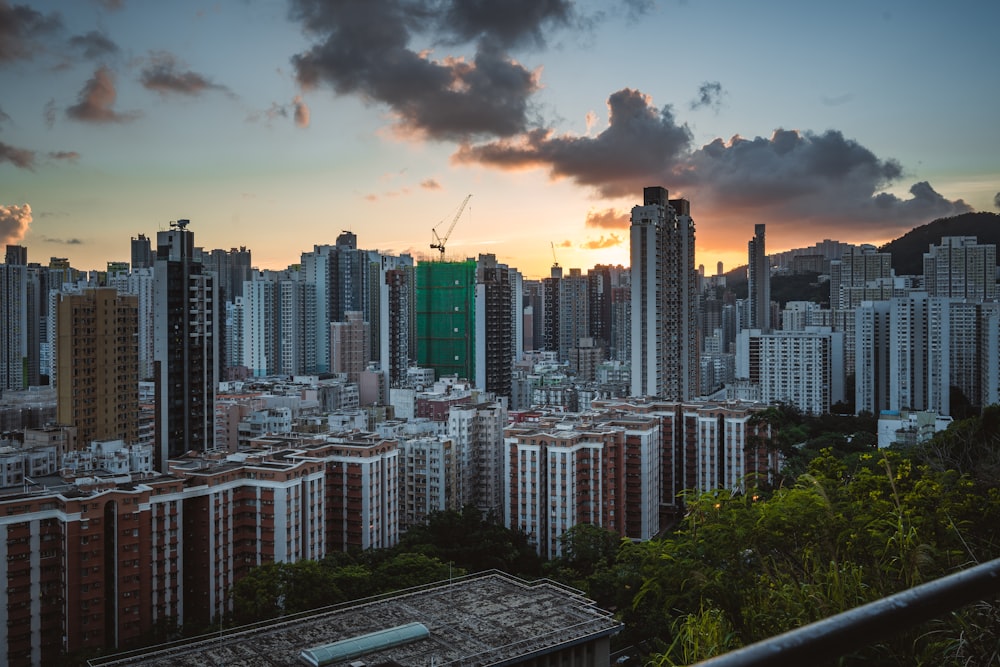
[[693, 558, 1000, 667]]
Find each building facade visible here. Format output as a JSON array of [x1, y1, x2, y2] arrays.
[[630, 187, 699, 400]]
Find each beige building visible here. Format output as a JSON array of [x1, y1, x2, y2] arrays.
[[55, 287, 139, 449]]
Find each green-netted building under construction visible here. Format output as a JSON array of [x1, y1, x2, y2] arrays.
[[416, 260, 476, 381]]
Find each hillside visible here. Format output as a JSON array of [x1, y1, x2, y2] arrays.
[[879, 211, 1000, 276]]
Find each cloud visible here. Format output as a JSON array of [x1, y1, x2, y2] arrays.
[[0, 105, 9, 124], [439, 0, 574, 49], [0, 141, 35, 169], [454, 84, 970, 249], [289, 0, 544, 140], [66, 66, 140, 123], [48, 150, 79, 162], [69, 30, 119, 60], [292, 95, 310, 128], [41, 235, 82, 244], [621, 0, 655, 20], [93, 0, 124, 10], [140, 52, 230, 97], [690, 81, 723, 112], [582, 233, 622, 249], [454, 88, 692, 197], [585, 207, 628, 229], [0, 2, 62, 63], [420, 178, 442, 190], [821, 93, 854, 107], [0, 203, 32, 246], [994, 192, 1000, 211], [556, 239, 572, 248]]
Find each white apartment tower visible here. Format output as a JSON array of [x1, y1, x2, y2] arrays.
[[923, 236, 997, 300], [630, 186, 699, 400]]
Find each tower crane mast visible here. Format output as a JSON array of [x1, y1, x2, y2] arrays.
[[430, 194, 472, 258]]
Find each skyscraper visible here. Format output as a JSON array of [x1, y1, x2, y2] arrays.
[[131, 233, 152, 269], [630, 186, 699, 400], [747, 223, 770, 332], [55, 287, 139, 447], [475, 254, 514, 398], [0, 261, 28, 391], [153, 220, 218, 470]]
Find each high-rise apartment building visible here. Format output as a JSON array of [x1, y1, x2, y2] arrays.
[[923, 236, 997, 300], [131, 234, 152, 269], [381, 265, 413, 388], [504, 413, 660, 558], [153, 221, 218, 470], [107, 267, 156, 380], [475, 254, 514, 398], [55, 288, 139, 447], [448, 400, 507, 516], [735, 327, 845, 415], [558, 268, 590, 361], [747, 223, 771, 332], [0, 260, 28, 391], [630, 186, 699, 400], [331, 311, 370, 383]]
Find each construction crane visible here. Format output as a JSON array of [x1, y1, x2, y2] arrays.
[[550, 241, 560, 268], [430, 194, 472, 259]]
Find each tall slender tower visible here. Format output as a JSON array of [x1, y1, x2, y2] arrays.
[[630, 186, 699, 399], [747, 223, 770, 332], [153, 220, 218, 470]]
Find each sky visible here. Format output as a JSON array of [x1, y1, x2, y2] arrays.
[[1, 0, 998, 279]]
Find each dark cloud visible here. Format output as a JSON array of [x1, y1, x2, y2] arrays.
[[582, 233, 622, 249], [454, 88, 692, 197], [621, 0, 655, 20], [93, 0, 124, 10], [66, 66, 140, 123], [421, 178, 442, 190], [690, 81, 723, 112], [246, 102, 287, 124], [676, 130, 971, 240], [289, 0, 541, 140], [292, 95, 310, 128], [0, 2, 62, 63], [48, 150, 79, 162], [0, 140, 35, 169], [0, 203, 32, 246], [585, 207, 628, 229], [994, 192, 1000, 210], [440, 0, 574, 49], [140, 52, 230, 96], [41, 235, 82, 244], [0, 105, 9, 124], [69, 30, 119, 60]]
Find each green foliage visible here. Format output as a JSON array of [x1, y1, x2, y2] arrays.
[[397, 505, 542, 576], [628, 437, 1000, 666], [230, 560, 344, 625], [229, 506, 538, 627]]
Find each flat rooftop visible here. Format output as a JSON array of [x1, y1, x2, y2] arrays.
[[94, 572, 620, 666]]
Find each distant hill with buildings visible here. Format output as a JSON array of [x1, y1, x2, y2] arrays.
[[879, 211, 1000, 276]]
